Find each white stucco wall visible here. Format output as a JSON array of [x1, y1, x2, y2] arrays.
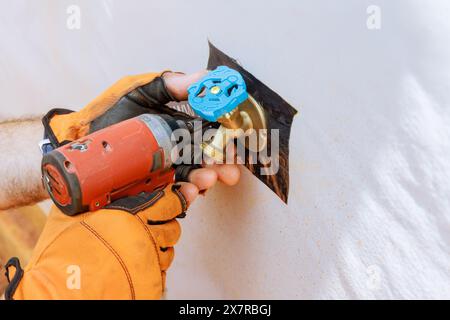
[[1, 0, 449, 299]]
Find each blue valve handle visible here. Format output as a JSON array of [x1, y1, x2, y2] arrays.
[[187, 66, 248, 122]]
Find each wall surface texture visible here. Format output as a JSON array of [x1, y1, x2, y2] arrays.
[[1, 0, 449, 299]]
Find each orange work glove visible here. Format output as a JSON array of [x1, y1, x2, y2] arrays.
[[4, 71, 204, 299], [4, 184, 187, 300]]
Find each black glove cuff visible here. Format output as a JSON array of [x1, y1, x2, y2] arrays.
[[104, 190, 164, 215], [41, 108, 75, 148], [4, 257, 24, 300]]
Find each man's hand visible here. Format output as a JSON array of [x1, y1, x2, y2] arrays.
[[2, 69, 241, 300]]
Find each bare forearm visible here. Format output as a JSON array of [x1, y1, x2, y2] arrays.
[[0, 117, 49, 210]]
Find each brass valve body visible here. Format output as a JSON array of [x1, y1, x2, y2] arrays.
[[202, 95, 268, 162]]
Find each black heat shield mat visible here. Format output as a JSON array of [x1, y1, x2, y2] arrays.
[[207, 42, 298, 203]]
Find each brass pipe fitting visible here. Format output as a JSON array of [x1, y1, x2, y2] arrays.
[[201, 95, 268, 162]]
